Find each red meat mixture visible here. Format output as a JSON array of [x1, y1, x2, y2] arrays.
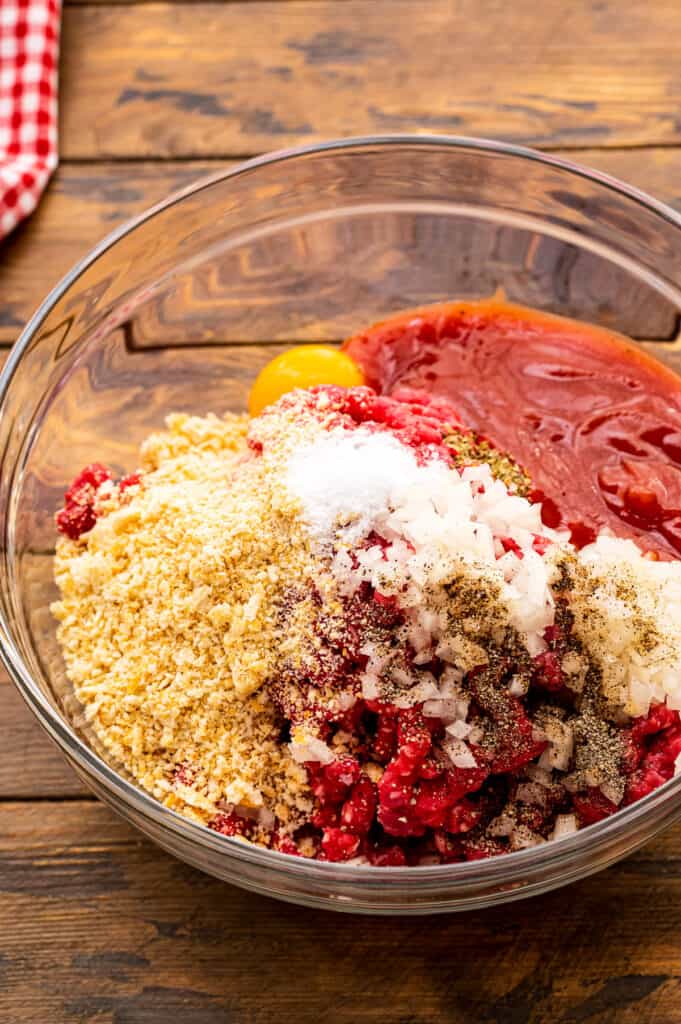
[[56, 375, 681, 865]]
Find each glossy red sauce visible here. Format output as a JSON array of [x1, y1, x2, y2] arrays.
[[344, 299, 681, 558]]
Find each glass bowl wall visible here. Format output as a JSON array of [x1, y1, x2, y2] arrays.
[[3, 136, 681, 913]]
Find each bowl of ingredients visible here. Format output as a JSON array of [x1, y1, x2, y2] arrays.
[[4, 136, 681, 914]]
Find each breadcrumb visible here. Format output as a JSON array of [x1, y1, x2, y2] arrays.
[[52, 412, 317, 832]]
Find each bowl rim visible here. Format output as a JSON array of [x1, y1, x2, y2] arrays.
[[3, 132, 681, 887]]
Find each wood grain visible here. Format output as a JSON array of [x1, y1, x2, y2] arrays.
[[0, 668, 86, 798], [0, 361, 85, 798], [2, 1, 681, 1019], [0, 799, 679, 1022], [0, 161, 231, 345], [58, 0, 681, 159], [3, 148, 681, 345]]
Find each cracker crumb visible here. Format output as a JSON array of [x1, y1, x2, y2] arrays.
[[52, 411, 317, 833]]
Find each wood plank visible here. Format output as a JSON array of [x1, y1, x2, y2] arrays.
[[4, 149, 681, 346], [0, 372, 85, 797], [0, 799, 680, 1022], [0, 161, 232, 345], [574, 147, 681, 205], [0, 668, 87, 798], [58, 1, 681, 159]]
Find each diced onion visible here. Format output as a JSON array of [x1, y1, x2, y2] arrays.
[[551, 813, 579, 840], [289, 734, 334, 764]]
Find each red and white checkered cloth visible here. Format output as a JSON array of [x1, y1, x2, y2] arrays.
[[0, 0, 61, 240]]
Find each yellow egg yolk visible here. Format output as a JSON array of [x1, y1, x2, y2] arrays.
[[249, 345, 365, 416]]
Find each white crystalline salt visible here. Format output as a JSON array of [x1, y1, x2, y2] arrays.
[[286, 428, 460, 546]]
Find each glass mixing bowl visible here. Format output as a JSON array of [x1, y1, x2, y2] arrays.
[[3, 135, 681, 914]]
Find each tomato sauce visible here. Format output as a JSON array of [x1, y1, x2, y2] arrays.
[[343, 299, 681, 558]]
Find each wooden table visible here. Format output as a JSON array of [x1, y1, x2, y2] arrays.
[[3, 2, 681, 1020]]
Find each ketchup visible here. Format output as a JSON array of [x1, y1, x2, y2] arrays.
[[343, 299, 681, 558]]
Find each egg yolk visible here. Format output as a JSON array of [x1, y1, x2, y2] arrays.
[[249, 346, 365, 416]]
